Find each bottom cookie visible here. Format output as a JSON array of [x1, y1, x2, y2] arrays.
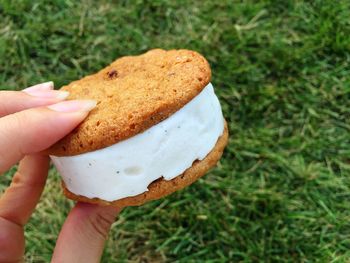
[[62, 122, 229, 207]]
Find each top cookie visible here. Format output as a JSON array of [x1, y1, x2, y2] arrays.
[[47, 49, 211, 156]]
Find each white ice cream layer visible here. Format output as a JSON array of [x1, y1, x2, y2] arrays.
[[50, 83, 224, 201]]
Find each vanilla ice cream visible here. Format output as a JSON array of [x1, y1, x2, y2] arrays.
[[50, 83, 224, 201]]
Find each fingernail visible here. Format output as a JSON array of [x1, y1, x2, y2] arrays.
[[23, 81, 54, 92], [24, 89, 70, 100], [48, 100, 97, 113]]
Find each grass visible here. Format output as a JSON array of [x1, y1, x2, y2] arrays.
[[1, 0, 350, 262]]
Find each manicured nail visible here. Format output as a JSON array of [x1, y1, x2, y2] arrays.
[[23, 81, 54, 92], [23, 89, 70, 100], [48, 100, 97, 113]]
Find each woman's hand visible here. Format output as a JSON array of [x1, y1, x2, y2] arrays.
[[0, 82, 120, 263]]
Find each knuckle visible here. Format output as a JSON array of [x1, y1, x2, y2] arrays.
[[0, 91, 11, 116], [88, 212, 115, 239], [7, 109, 40, 154], [0, 91, 27, 117], [5, 112, 26, 138], [7, 114, 27, 153]]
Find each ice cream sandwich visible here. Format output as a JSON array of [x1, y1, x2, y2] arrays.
[[48, 49, 228, 207]]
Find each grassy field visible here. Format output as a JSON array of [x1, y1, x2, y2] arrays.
[[1, 0, 350, 262]]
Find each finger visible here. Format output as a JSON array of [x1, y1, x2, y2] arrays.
[[0, 82, 70, 117], [0, 100, 97, 174], [52, 203, 121, 263], [0, 155, 49, 226], [0, 155, 48, 262], [0, 216, 24, 262]]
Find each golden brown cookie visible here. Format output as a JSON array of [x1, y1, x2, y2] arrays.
[[62, 122, 228, 207], [47, 49, 211, 156]]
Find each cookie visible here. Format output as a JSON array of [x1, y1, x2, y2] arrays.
[[48, 49, 211, 156]]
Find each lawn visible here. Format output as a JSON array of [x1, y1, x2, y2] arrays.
[[1, 0, 350, 262]]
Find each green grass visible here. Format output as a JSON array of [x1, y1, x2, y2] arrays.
[[1, 0, 350, 262]]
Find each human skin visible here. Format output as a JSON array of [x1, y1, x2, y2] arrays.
[[0, 82, 120, 263]]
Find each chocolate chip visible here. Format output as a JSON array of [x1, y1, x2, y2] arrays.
[[107, 69, 118, 79]]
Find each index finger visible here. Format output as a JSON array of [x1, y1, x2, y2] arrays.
[[0, 82, 70, 117]]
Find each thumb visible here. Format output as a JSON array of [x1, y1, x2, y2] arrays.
[[0, 100, 96, 173], [52, 203, 121, 263]]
